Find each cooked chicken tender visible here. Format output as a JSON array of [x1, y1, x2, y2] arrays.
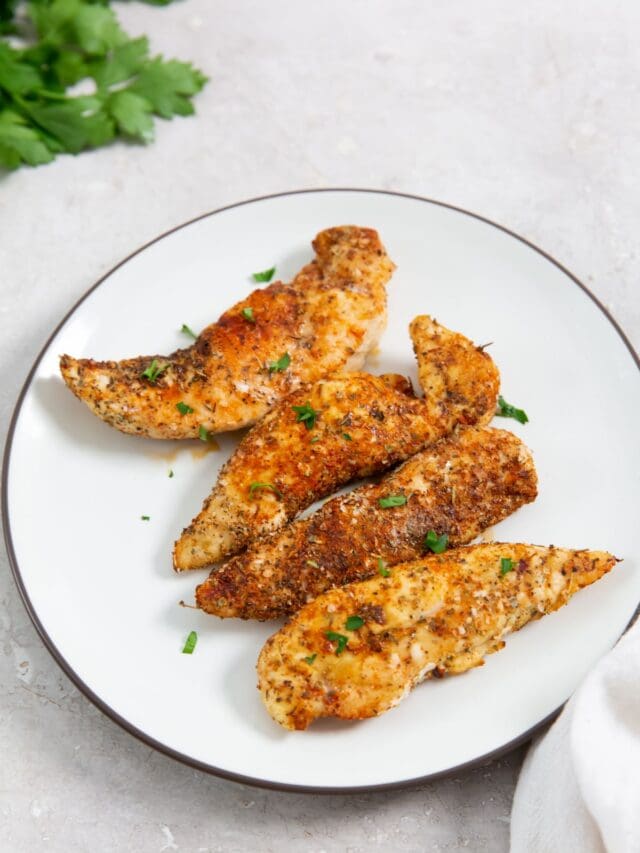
[[196, 427, 538, 618], [174, 316, 500, 569], [60, 226, 394, 439], [257, 544, 618, 730]]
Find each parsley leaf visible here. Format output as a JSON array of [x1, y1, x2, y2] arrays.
[[424, 530, 449, 554], [168, 469, 174, 478], [342, 432, 352, 441], [303, 653, 317, 665], [310, 435, 321, 444], [241, 307, 255, 323], [198, 425, 214, 442], [496, 395, 529, 424], [180, 323, 197, 339], [378, 494, 407, 509], [268, 352, 291, 373], [107, 89, 154, 143], [292, 401, 319, 430], [500, 557, 514, 576], [0, 110, 53, 169], [182, 630, 197, 654], [140, 515, 150, 521], [345, 615, 364, 631], [129, 57, 207, 119], [249, 481, 283, 499], [176, 401, 194, 415], [253, 267, 276, 283], [325, 631, 348, 656], [377, 557, 391, 577], [141, 359, 168, 383]]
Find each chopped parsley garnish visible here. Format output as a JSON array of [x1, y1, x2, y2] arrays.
[[500, 557, 514, 576], [378, 494, 407, 509], [176, 401, 194, 415], [241, 307, 255, 323], [306, 559, 320, 568], [252, 267, 276, 283], [168, 470, 174, 478], [182, 630, 197, 654], [140, 515, 150, 521], [198, 425, 214, 442], [345, 615, 364, 631], [268, 352, 291, 373], [141, 359, 168, 383], [310, 435, 321, 444], [292, 401, 319, 430], [304, 653, 317, 665], [325, 631, 348, 656], [496, 395, 529, 424], [249, 481, 283, 499], [377, 557, 391, 577], [181, 324, 197, 340], [342, 432, 353, 441], [424, 530, 449, 554]]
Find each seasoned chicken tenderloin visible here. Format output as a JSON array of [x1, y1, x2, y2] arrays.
[[60, 226, 394, 439], [175, 316, 500, 569], [196, 426, 537, 618], [257, 544, 618, 730]]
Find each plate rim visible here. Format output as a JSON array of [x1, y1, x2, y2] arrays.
[[3, 187, 640, 794]]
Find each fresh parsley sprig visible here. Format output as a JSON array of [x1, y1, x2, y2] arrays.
[[0, 0, 207, 170]]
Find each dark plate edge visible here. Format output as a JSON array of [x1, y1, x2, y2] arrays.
[[3, 187, 639, 795]]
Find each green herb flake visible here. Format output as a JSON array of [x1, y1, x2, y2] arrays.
[[342, 432, 353, 441], [176, 401, 194, 415], [268, 352, 291, 373], [168, 469, 174, 478], [306, 559, 320, 568], [325, 631, 348, 656], [141, 358, 168, 384], [181, 323, 197, 340], [377, 557, 391, 577], [496, 395, 529, 425], [378, 494, 408, 509], [345, 615, 364, 631], [140, 515, 150, 521], [249, 481, 283, 499], [424, 530, 449, 554], [310, 435, 321, 444], [198, 425, 214, 442], [252, 267, 276, 283], [241, 307, 255, 323], [500, 557, 514, 576], [182, 630, 197, 654], [292, 401, 319, 430], [303, 653, 317, 665]]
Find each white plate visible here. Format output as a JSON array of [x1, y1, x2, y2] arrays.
[[4, 189, 640, 792]]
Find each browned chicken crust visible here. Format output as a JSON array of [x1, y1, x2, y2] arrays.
[[175, 316, 500, 569], [60, 226, 394, 439], [196, 427, 538, 619], [257, 544, 618, 730]]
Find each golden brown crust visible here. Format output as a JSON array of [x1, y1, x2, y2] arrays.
[[174, 317, 500, 569], [59, 226, 394, 439], [256, 544, 618, 730], [195, 427, 538, 618]]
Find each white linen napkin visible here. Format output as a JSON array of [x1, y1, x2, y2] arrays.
[[510, 617, 640, 853]]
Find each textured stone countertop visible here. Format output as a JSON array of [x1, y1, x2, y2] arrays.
[[1, 1, 638, 850]]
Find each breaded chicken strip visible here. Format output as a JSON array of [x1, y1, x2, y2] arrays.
[[196, 427, 537, 618], [257, 544, 618, 730], [60, 226, 394, 439], [174, 317, 500, 569]]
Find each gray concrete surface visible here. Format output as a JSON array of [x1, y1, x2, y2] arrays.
[[1, 1, 638, 850]]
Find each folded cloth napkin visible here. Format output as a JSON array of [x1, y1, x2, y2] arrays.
[[510, 617, 640, 853]]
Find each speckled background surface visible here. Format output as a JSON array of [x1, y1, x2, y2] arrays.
[[1, 1, 638, 850]]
